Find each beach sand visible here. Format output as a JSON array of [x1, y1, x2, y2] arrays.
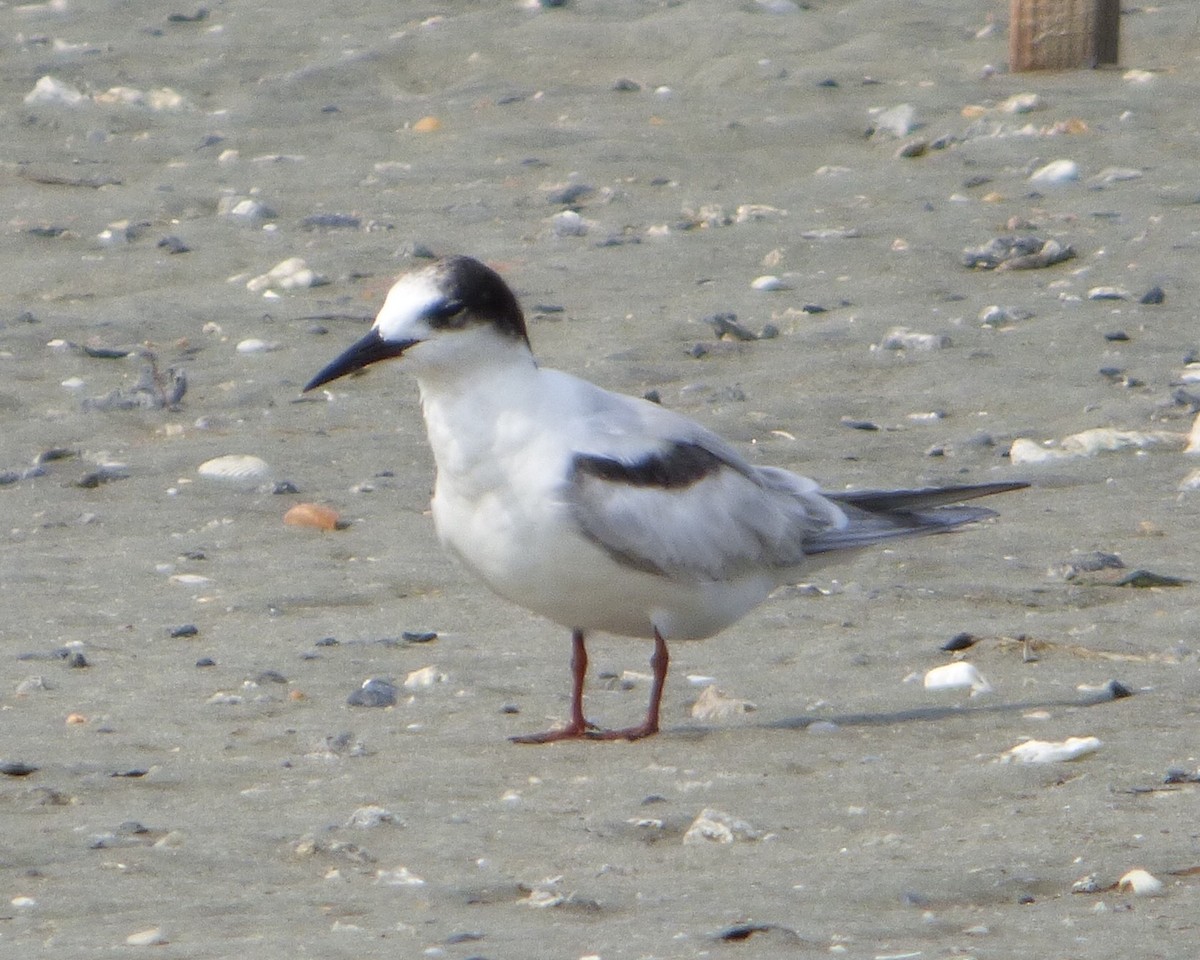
[[3, 1, 1200, 956]]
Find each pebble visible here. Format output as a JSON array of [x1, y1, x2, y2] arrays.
[[125, 928, 169, 947], [301, 213, 361, 230], [346, 805, 398, 828], [197, 454, 272, 484], [1087, 286, 1129, 301], [246, 256, 327, 293], [1091, 166, 1143, 184], [25, 75, 87, 107], [979, 305, 1034, 327], [750, 275, 790, 292], [376, 865, 425, 887], [894, 138, 927, 159], [1140, 285, 1165, 305], [1000, 92, 1043, 113], [550, 209, 588, 237], [1028, 159, 1080, 186], [1000, 736, 1102, 764], [218, 196, 277, 223], [347, 678, 397, 707], [870, 103, 918, 138], [1009, 426, 1186, 465], [878, 327, 950, 351], [235, 338, 281, 353], [961, 236, 1075, 270]]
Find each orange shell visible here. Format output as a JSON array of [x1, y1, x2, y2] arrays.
[[283, 502, 341, 531], [412, 115, 442, 133]]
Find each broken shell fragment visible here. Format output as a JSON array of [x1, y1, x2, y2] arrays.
[[1118, 869, 1163, 896], [923, 661, 992, 696], [1000, 736, 1102, 764], [690, 684, 757, 721]]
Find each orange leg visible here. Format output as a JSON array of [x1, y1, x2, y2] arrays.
[[510, 628, 670, 744]]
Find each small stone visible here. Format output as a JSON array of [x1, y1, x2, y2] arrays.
[[125, 928, 169, 947], [870, 103, 918, 138], [347, 678, 397, 708], [879, 327, 950, 351], [1139, 285, 1165, 305], [1028, 159, 1080, 186]]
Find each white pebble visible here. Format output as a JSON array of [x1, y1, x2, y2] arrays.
[[871, 103, 918, 138], [550, 209, 588, 237], [10, 896, 37, 909], [1000, 736, 1102, 764], [235, 338, 281, 354], [376, 866, 425, 887], [1118, 868, 1163, 896], [403, 665, 446, 691], [1086, 286, 1129, 301], [878, 327, 950, 351], [1028, 159, 1080, 186], [346, 805, 397, 829], [1000, 92, 1043, 114], [24, 75, 86, 107], [923, 662, 992, 696], [169, 574, 214, 586], [751, 275, 790, 291], [246, 256, 325, 293], [125, 928, 168, 947]]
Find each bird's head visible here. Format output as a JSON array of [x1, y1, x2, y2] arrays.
[[303, 255, 530, 392]]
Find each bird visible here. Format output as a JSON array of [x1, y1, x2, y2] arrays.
[[304, 255, 1026, 743]]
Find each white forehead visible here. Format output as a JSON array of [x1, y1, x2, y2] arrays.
[[374, 268, 444, 340]]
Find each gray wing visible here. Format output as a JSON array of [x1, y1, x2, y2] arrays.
[[563, 397, 845, 582]]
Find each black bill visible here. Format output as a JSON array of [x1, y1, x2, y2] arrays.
[[303, 329, 414, 392]]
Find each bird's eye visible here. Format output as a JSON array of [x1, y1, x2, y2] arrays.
[[426, 299, 466, 327]]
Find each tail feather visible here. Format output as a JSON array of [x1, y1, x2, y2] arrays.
[[805, 480, 1028, 555]]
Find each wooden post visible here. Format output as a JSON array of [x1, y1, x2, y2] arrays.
[[1009, 0, 1120, 71]]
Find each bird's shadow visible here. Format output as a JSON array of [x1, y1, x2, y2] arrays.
[[671, 683, 1132, 738]]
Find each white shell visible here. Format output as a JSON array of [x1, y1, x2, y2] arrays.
[[923, 662, 992, 696], [682, 808, 763, 845], [751, 274, 789, 291], [1029, 159, 1080, 186], [690, 684, 757, 720], [197, 454, 271, 484], [235, 338, 281, 354], [1000, 736, 1102, 764], [402, 665, 445, 691], [1118, 868, 1163, 896]]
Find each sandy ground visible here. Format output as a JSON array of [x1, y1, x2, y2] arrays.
[[4, 1, 1200, 957]]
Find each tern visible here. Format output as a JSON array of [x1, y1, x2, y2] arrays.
[[305, 255, 1025, 742]]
